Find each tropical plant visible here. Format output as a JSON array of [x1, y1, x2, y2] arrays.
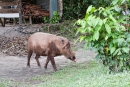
[[75, 0, 130, 72], [43, 11, 59, 24], [50, 11, 60, 23]]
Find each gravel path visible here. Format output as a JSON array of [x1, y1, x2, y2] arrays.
[[0, 49, 96, 80]]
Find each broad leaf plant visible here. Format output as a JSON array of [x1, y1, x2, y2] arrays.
[[75, 0, 130, 72]]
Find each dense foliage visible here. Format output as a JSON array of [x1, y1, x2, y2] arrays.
[[75, 0, 130, 72], [63, 0, 112, 19]]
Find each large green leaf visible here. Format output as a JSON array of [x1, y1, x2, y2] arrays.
[[122, 47, 129, 53], [99, 20, 103, 26], [105, 35, 109, 40], [110, 47, 116, 54], [117, 38, 125, 46], [111, 0, 118, 5], [113, 48, 120, 56], [93, 17, 99, 27], [105, 24, 111, 34], [103, 18, 108, 24], [86, 5, 92, 14], [87, 15, 93, 26], [109, 15, 117, 23], [81, 20, 86, 29], [126, 37, 130, 43], [93, 30, 99, 40]]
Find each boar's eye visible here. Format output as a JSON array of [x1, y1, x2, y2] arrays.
[[61, 39, 64, 44]]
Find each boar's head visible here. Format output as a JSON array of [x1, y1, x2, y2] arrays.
[[61, 39, 76, 62]]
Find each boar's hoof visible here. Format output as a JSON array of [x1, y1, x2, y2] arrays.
[[54, 69, 58, 72], [26, 65, 30, 68]]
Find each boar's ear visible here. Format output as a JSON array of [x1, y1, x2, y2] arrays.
[[61, 39, 66, 49]]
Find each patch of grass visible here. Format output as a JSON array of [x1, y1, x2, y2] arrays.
[[0, 79, 19, 87], [29, 60, 108, 87], [29, 60, 130, 87], [1, 60, 130, 87]]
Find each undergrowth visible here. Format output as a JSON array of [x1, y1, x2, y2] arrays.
[[42, 20, 78, 40]]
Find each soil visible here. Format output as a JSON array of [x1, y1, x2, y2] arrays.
[[0, 24, 96, 82]]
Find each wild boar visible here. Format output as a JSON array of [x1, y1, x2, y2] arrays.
[[27, 32, 76, 71]]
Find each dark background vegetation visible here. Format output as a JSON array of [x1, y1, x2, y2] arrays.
[[63, 0, 112, 19]]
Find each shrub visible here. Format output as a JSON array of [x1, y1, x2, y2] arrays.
[[43, 11, 59, 24], [75, 0, 130, 72]]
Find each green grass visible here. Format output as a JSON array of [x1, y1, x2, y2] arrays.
[[29, 60, 130, 87], [0, 79, 19, 87], [1, 60, 130, 87]]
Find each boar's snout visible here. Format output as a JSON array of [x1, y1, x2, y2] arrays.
[[66, 51, 76, 62], [68, 56, 76, 62]]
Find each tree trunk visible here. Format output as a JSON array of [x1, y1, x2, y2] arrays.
[[17, 0, 22, 31], [58, 0, 63, 22]]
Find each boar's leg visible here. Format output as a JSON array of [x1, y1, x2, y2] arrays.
[[44, 57, 50, 69], [51, 57, 57, 71], [27, 50, 33, 67], [35, 55, 41, 67], [50, 56, 58, 71]]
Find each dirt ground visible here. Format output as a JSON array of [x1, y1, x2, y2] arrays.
[[0, 25, 96, 81]]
